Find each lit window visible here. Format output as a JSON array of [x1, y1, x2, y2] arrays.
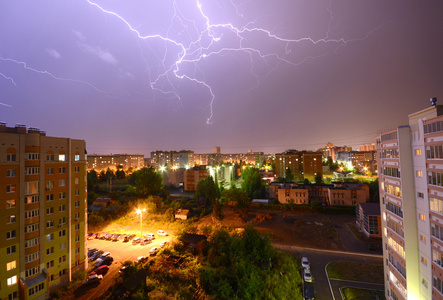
[[419, 213, 426, 221], [7, 275, 17, 286], [421, 257, 428, 265], [7, 260, 17, 271], [6, 169, 16, 177], [416, 170, 423, 177], [75, 155, 80, 161], [58, 154, 65, 161], [420, 235, 427, 243], [415, 149, 422, 156], [6, 185, 16, 193]]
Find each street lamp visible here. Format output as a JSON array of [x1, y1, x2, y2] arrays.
[[136, 208, 146, 238]]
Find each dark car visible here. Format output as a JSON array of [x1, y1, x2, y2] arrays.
[[100, 233, 110, 240], [91, 265, 109, 276], [95, 256, 114, 268], [124, 234, 136, 242], [140, 238, 152, 246], [83, 274, 103, 286], [87, 248, 98, 257], [132, 237, 141, 245], [90, 250, 104, 261], [304, 283, 314, 300]]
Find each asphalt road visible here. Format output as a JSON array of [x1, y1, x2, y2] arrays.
[[274, 244, 383, 300], [68, 234, 172, 300]]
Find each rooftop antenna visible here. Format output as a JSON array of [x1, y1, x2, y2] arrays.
[[431, 97, 437, 106]]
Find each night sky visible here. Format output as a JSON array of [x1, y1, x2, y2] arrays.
[[1, 0, 442, 156]]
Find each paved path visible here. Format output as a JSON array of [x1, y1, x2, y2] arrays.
[[330, 279, 384, 299]]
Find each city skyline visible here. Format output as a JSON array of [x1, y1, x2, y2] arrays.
[[1, 0, 442, 156]]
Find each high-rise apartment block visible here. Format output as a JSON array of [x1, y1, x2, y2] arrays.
[[150, 150, 194, 170], [87, 154, 144, 172], [275, 150, 322, 182], [377, 99, 443, 300], [0, 124, 87, 299]]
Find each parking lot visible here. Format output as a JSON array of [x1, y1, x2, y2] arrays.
[[71, 232, 172, 300]]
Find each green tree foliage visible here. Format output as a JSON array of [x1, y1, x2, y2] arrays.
[[315, 172, 323, 184], [116, 165, 126, 179], [87, 170, 99, 192], [195, 176, 218, 202], [199, 227, 302, 300], [221, 188, 249, 208], [129, 167, 163, 197], [368, 178, 380, 203], [285, 167, 294, 181], [241, 167, 266, 199]]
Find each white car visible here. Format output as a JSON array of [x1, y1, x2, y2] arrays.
[[157, 230, 168, 236], [149, 247, 159, 256], [303, 268, 312, 282], [159, 241, 167, 248], [301, 257, 310, 269]]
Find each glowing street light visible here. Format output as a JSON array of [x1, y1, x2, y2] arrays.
[[136, 208, 146, 238], [159, 166, 166, 172]]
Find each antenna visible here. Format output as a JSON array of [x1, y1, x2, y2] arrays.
[[431, 97, 437, 106]]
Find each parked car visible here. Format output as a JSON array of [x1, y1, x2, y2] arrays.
[[119, 265, 130, 274], [144, 233, 155, 240], [157, 230, 168, 236], [83, 274, 103, 286], [112, 234, 122, 242], [301, 257, 310, 269], [124, 234, 136, 242], [141, 238, 151, 246], [132, 237, 141, 245], [90, 250, 104, 261], [91, 265, 109, 276], [87, 248, 98, 257], [95, 232, 106, 239], [95, 256, 114, 268], [107, 234, 117, 241], [159, 241, 167, 248], [100, 233, 111, 240], [149, 247, 159, 256], [304, 283, 314, 300], [87, 233, 96, 240], [119, 234, 127, 241], [134, 256, 148, 263], [303, 268, 312, 282], [98, 252, 111, 260]]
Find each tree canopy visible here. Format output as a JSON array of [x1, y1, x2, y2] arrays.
[[221, 188, 249, 207], [241, 167, 266, 199], [128, 167, 163, 197], [195, 176, 218, 202]]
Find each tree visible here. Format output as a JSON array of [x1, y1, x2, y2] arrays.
[[87, 170, 99, 192], [195, 176, 218, 203], [116, 165, 126, 179], [241, 167, 266, 199], [285, 168, 294, 182], [221, 188, 250, 207], [129, 167, 163, 197], [314, 172, 323, 184], [303, 178, 310, 185]]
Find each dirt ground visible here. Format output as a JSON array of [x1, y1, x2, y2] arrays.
[[198, 207, 354, 250]]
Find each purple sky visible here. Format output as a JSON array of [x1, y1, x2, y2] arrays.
[[1, 0, 442, 156]]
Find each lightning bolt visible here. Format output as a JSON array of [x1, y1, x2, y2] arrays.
[[0, 57, 108, 94], [0, 72, 17, 86], [0, 102, 13, 108]]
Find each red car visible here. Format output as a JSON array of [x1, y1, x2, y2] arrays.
[[87, 233, 96, 240], [91, 265, 109, 276]]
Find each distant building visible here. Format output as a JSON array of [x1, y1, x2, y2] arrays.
[[275, 150, 322, 182], [327, 183, 369, 206], [150, 150, 194, 170], [277, 186, 309, 205], [213, 146, 221, 154], [87, 154, 144, 172], [89, 198, 116, 211], [0, 123, 87, 299], [175, 209, 190, 220], [355, 203, 381, 239], [321, 143, 351, 162], [184, 167, 209, 191], [359, 144, 375, 151]]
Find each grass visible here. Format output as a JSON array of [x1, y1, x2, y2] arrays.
[[342, 287, 384, 300], [327, 261, 384, 284], [347, 223, 367, 242]]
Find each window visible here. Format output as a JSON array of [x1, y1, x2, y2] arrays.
[[75, 178, 79, 185], [26, 152, 40, 160], [7, 230, 16, 240], [46, 194, 54, 201], [46, 154, 54, 161], [25, 167, 39, 175], [75, 247, 80, 254], [7, 245, 16, 255], [25, 237, 39, 248], [6, 169, 16, 177], [420, 235, 427, 243], [58, 154, 66, 161], [46, 181, 54, 190], [75, 224, 80, 231], [7, 260, 16, 271], [415, 149, 422, 156], [419, 213, 426, 221], [46, 167, 54, 175], [75, 166, 80, 172], [7, 215, 16, 224], [46, 246, 54, 255], [25, 266, 40, 278], [25, 252, 39, 263], [421, 256, 428, 265], [25, 181, 39, 195], [6, 185, 16, 193], [8, 291, 18, 300], [7, 275, 17, 286], [59, 167, 66, 174], [46, 220, 54, 228], [59, 204, 66, 212], [59, 242, 66, 251], [75, 200, 80, 207], [59, 229, 66, 237], [6, 154, 17, 162], [59, 192, 66, 199], [25, 209, 39, 219], [418, 192, 424, 199], [28, 283, 44, 296], [59, 268, 67, 277], [75, 154, 80, 161], [59, 179, 65, 187], [6, 199, 16, 208], [47, 260, 54, 269], [46, 207, 54, 215], [417, 170, 423, 177], [25, 223, 40, 233], [75, 235, 80, 242], [46, 233, 54, 242], [59, 217, 66, 225], [25, 195, 39, 204], [59, 255, 66, 263]]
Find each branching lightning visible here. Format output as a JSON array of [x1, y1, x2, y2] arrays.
[[86, 0, 382, 124], [0, 72, 17, 86]]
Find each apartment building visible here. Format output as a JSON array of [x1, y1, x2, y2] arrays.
[[87, 154, 144, 172], [377, 99, 443, 300], [184, 167, 209, 191], [0, 124, 87, 300], [275, 150, 322, 182], [150, 150, 194, 169]]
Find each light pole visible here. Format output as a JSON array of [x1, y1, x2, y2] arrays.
[[136, 208, 146, 238]]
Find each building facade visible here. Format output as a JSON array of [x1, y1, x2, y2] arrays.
[[87, 154, 144, 172], [150, 150, 194, 170], [275, 150, 322, 182], [0, 124, 87, 300], [377, 101, 443, 300]]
